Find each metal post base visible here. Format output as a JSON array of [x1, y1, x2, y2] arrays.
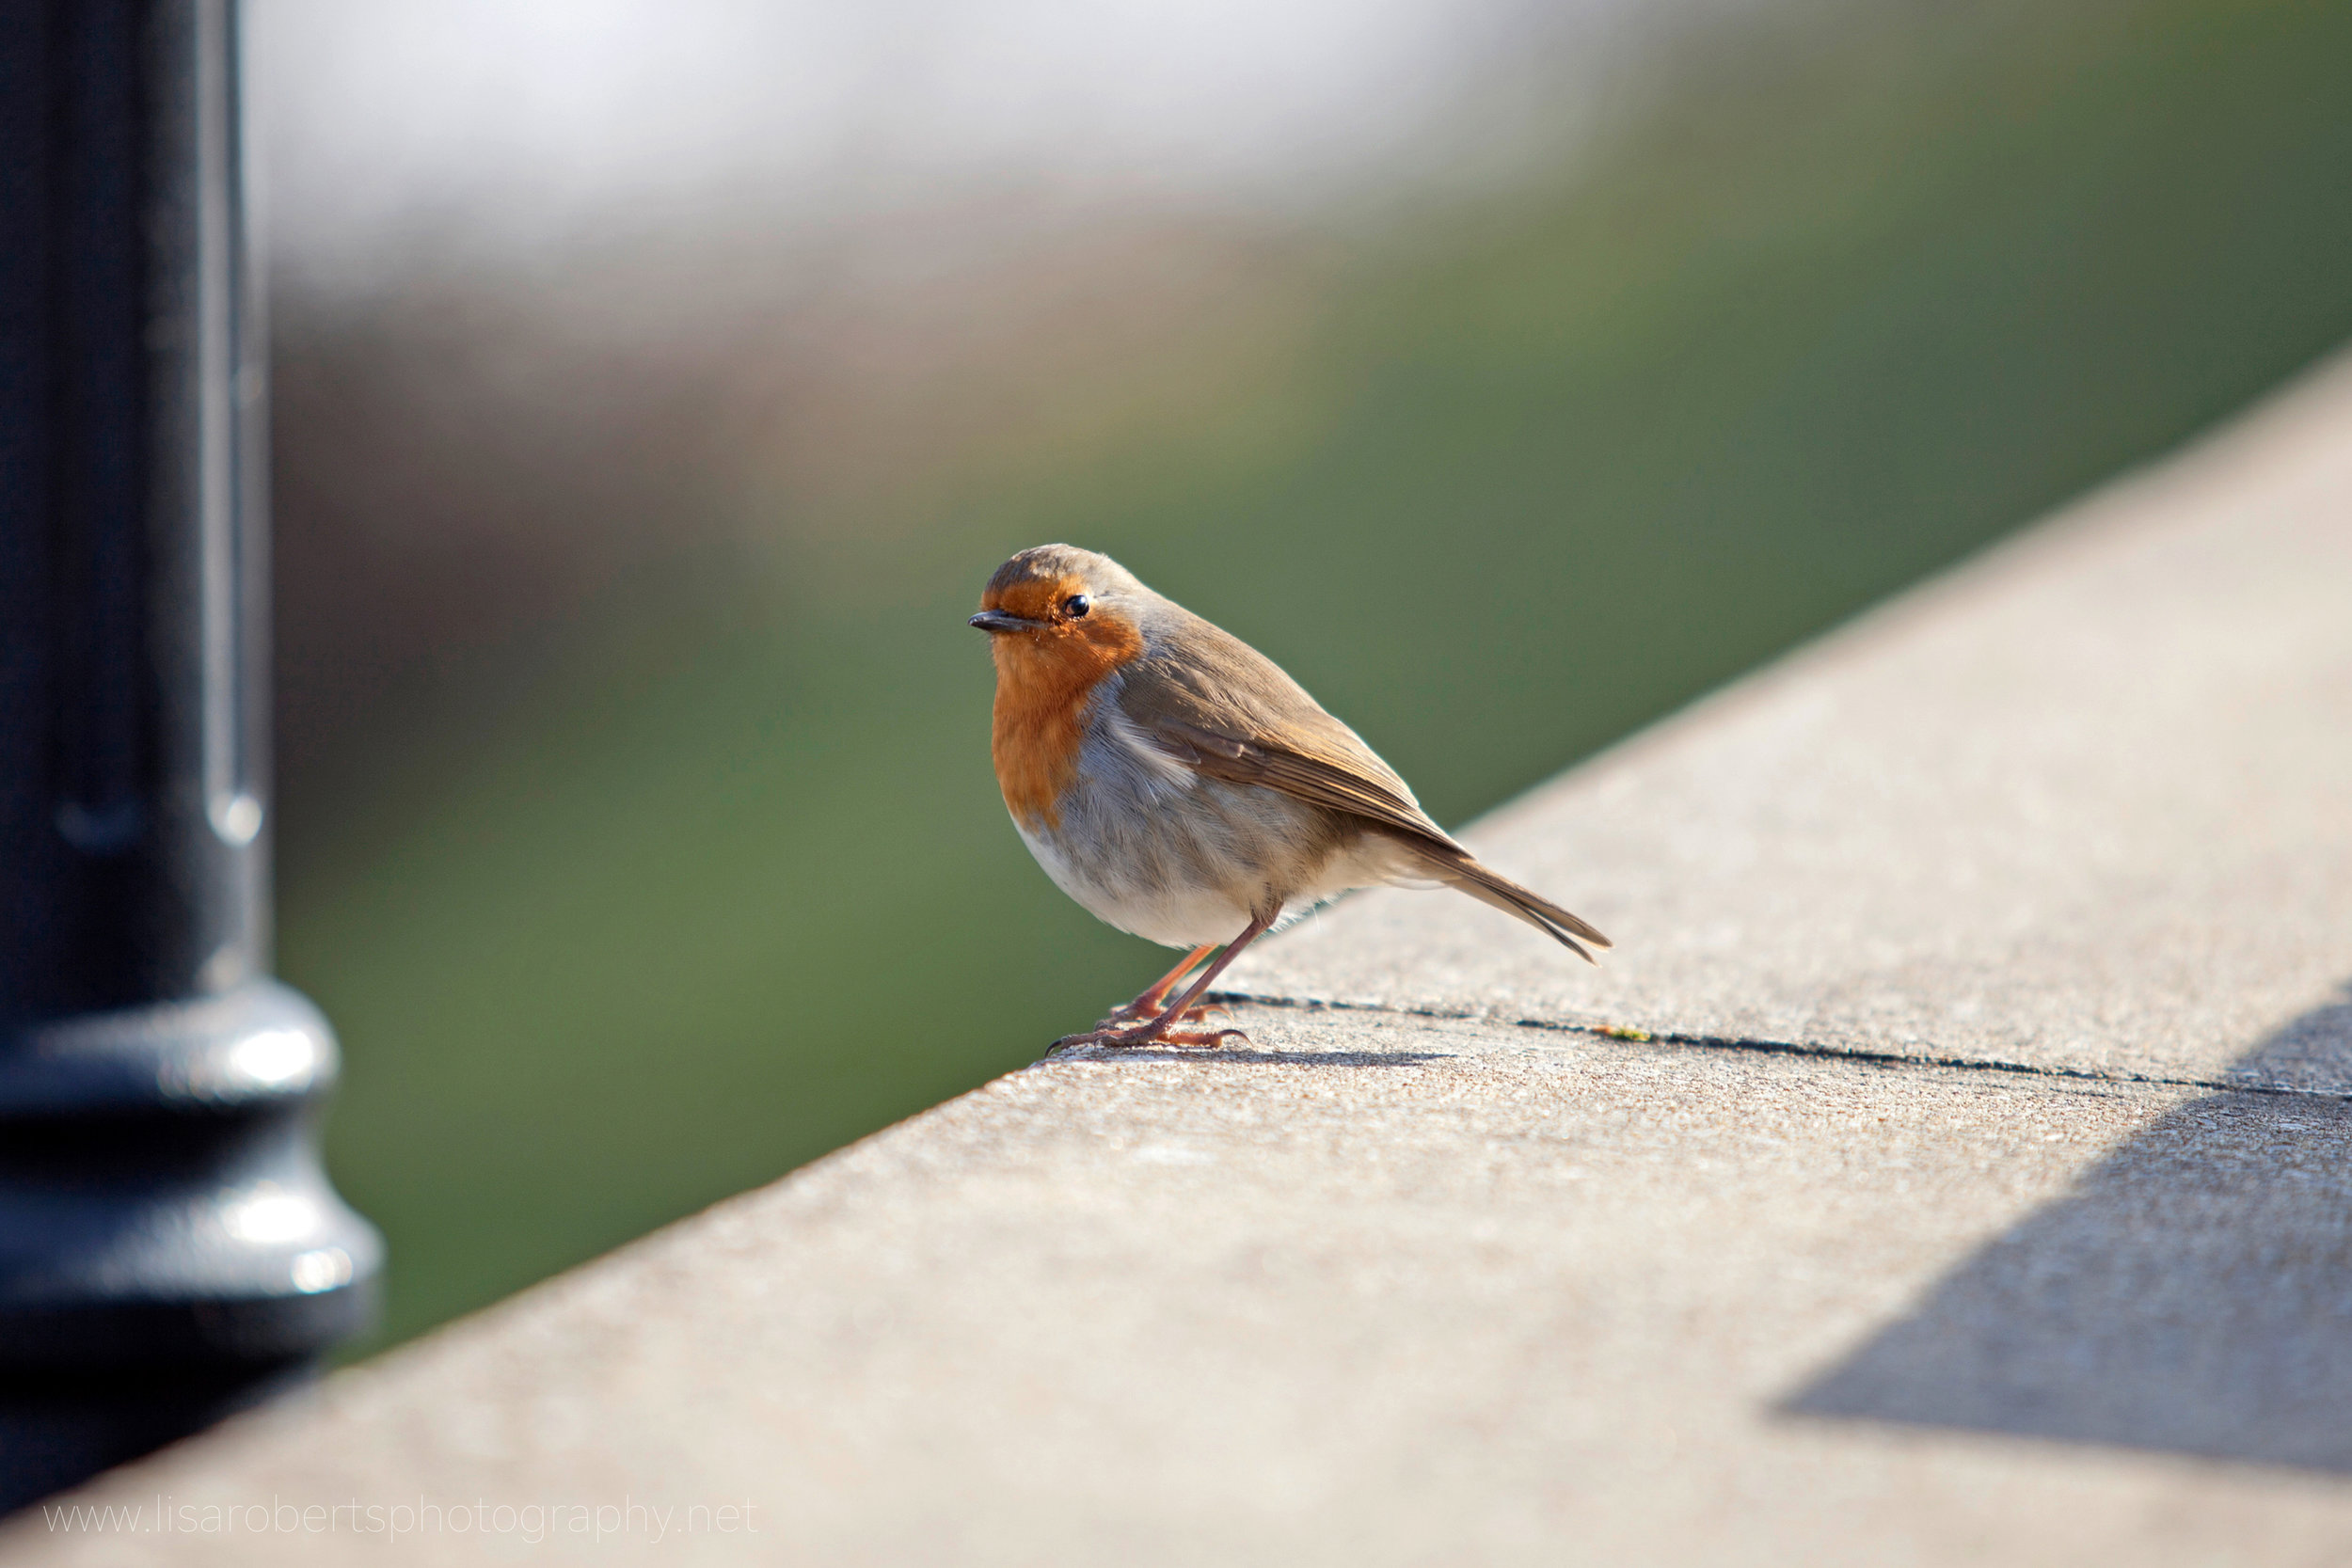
[[0, 982, 382, 1511]]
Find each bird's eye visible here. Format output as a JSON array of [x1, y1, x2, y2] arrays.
[[1063, 594, 1091, 618]]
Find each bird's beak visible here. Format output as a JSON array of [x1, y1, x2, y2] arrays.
[[969, 610, 1041, 634]]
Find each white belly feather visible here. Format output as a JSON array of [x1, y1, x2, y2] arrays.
[[1012, 684, 1418, 948]]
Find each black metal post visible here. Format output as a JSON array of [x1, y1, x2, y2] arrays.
[[0, 0, 381, 1511]]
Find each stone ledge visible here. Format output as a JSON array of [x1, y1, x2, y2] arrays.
[[1233, 354, 2352, 1092], [7, 355, 2352, 1564]]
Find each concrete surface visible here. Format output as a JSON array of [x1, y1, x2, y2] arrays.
[[1235, 356, 2352, 1091], [7, 357, 2352, 1563]]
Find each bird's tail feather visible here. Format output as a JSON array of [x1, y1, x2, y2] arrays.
[[1413, 848, 1611, 964]]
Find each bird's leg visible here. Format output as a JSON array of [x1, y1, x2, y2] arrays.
[[1095, 943, 1218, 1028], [1053, 913, 1272, 1052]]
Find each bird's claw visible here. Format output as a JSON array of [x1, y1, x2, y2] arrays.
[[1049, 1023, 1249, 1053], [1159, 1026, 1248, 1048], [1089, 999, 1228, 1030]]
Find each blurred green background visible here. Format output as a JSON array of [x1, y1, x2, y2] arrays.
[[262, 0, 2352, 1352]]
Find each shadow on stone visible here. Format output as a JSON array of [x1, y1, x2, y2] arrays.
[[1783, 984, 2352, 1472]]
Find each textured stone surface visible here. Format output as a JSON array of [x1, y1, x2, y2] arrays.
[[13, 1012, 2352, 1564], [1234, 361, 2352, 1090], [8, 361, 2352, 1564]]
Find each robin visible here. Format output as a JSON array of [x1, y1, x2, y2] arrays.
[[971, 544, 1610, 1051]]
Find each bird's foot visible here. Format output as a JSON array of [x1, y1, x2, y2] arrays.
[[1050, 1021, 1248, 1053], [1089, 999, 1228, 1030], [1154, 1024, 1248, 1048]]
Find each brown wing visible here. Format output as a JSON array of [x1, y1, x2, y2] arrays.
[[1115, 607, 1460, 850], [1118, 602, 1612, 958]]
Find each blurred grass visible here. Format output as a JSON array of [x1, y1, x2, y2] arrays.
[[280, 0, 2352, 1352]]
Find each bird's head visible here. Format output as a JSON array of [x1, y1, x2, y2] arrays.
[[970, 545, 1149, 683]]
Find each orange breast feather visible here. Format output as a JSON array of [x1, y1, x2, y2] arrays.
[[986, 578, 1144, 830]]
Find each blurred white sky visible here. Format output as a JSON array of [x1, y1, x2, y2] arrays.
[[251, 0, 1734, 286]]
